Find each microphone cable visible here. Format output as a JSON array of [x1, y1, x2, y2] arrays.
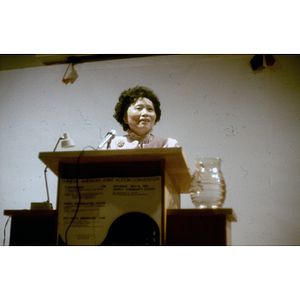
[[64, 146, 96, 245]]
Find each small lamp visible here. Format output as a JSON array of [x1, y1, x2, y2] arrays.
[[59, 133, 75, 149], [31, 133, 75, 210]]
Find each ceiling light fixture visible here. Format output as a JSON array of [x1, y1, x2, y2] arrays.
[[62, 63, 78, 84]]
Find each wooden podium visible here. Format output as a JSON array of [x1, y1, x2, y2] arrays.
[[39, 148, 192, 246]]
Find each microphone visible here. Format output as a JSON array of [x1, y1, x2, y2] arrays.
[[97, 129, 116, 150]]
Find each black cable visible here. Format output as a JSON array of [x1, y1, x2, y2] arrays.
[[3, 217, 11, 246], [64, 146, 96, 245]]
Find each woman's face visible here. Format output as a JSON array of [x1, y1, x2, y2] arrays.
[[124, 97, 156, 136]]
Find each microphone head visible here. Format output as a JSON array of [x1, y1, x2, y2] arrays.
[[97, 129, 117, 150]]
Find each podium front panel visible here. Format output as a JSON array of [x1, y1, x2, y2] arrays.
[[57, 161, 166, 245]]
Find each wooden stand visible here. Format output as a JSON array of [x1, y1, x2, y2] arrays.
[[39, 148, 192, 245], [166, 208, 237, 246], [3, 210, 57, 246], [4, 149, 238, 246]]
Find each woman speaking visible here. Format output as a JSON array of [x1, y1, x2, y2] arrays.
[[106, 86, 179, 149]]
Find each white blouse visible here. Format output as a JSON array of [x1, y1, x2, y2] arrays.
[[107, 130, 179, 149]]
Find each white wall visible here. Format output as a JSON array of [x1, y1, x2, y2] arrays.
[[1, 54, 299, 245]]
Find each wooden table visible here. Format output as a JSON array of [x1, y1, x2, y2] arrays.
[[4, 208, 237, 246], [4, 210, 57, 246], [166, 208, 237, 246]]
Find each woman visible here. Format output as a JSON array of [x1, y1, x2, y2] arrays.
[[106, 86, 179, 149]]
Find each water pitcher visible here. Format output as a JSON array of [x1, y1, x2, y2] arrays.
[[190, 157, 226, 208]]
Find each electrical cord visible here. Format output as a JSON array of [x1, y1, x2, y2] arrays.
[[64, 146, 96, 245], [3, 217, 11, 246]]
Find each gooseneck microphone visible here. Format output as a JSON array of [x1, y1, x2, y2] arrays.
[[97, 129, 116, 150]]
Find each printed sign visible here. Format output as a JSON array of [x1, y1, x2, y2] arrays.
[[57, 176, 162, 245]]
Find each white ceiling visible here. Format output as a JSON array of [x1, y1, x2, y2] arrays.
[[0, 54, 159, 71]]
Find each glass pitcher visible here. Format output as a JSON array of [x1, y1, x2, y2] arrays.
[[190, 157, 226, 208]]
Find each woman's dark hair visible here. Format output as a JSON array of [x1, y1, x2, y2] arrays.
[[113, 86, 162, 131]]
